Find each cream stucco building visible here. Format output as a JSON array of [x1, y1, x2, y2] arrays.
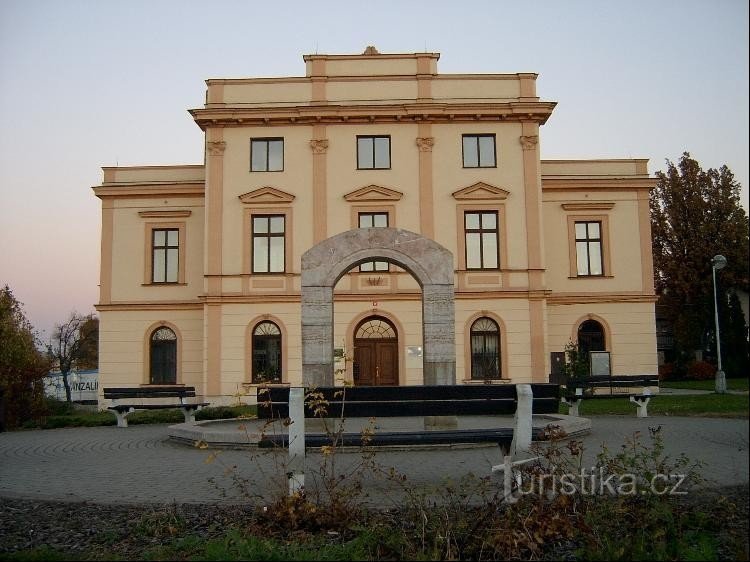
[[94, 47, 658, 404]]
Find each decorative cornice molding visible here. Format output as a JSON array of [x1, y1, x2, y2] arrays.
[[452, 182, 510, 201], [92, 183, 205, 200], [238, 186, 296, 204], [415, 137, 434, 152], [189, 101, 557, 130], [519, 135, 538, 150], [344, 185, 404, 202], [542, 177, 657, 191], [309, 139, 329, 154], [206, 141, 226, 155], [560, 202, 616, 211], [138, 210, 192, 218]]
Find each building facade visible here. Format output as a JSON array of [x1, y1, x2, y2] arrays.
[[94, 47, 658, 404]]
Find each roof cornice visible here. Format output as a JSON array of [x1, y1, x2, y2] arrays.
[[542, 177, 657, 191], [189, 101, 556, 130], [92, 182, 205, 199]]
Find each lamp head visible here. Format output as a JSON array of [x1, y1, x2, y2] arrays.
[[712, 255, 727, 270]]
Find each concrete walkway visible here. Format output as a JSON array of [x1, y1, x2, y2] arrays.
[[0, 416, 747, 505]]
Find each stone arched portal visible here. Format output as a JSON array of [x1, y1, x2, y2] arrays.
[[301, 228, 455, 386]]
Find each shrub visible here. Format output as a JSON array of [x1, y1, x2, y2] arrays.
[[686, 360, 716, 380], [658, 362, 675, 381]]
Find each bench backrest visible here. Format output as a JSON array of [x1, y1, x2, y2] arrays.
[[257, 384, 560, 419], [103, 386, 197, 400], [569, 375, 659, 390]]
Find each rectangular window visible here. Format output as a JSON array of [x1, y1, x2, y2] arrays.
[[152, 229, 179, 283], [575, 221, 603, 276], [252, 215, 285, 273], [358, 212, 389, 272], [464, 211, 499, 270], [462, 134, 496, 168], [357, 136, 391, 169], [250, 138, 284, 172]]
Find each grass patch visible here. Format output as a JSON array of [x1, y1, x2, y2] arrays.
[[19, 405, 257, 430], [661, 378, 749, 391], [142, 530, 385, 561], [560, 392, 749, 417]]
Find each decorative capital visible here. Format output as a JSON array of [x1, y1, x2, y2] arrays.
[[309, 139, 329, 154], [206, 141, 226, 155], [416, 137, 434, 152], [519, 135, 538, 150]]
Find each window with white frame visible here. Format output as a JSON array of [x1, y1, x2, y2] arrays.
[[252, 215, 285, 273], [358, 212, 389, 272], [357, 135, 391, 169], [151, 229, 179, 283], [464, 211, 499, 270], [462, 134, 496, 168], [250, 138, 284, 172], [575, 221, 604, 276]]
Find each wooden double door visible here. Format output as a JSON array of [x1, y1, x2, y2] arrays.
[[353, 339, 399, 386]]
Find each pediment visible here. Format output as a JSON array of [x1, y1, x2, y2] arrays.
[[344, 185, 403, 202], [452, 182, 510, 201], [238, 186, 295, 204]]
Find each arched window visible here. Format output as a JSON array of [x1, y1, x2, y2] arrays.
[[252, 321, 282, 383], [150, 327, 177, 385], [578, 319, 606, 357], [355, 317, 397, 339], [470, 317, 501, 380]]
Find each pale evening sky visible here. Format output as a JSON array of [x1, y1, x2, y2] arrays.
[[0, 0, 747, 340]]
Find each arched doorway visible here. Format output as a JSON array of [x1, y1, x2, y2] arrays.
[[301, 228, 455, 386], [149, 326, 177, 385], [353, 316, 399, 386], [578, 319, 606, 357]]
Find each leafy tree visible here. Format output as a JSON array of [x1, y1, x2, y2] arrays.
[[650, 153, 749, 371], [47, 313, 98, 403], [0, 286, 50, 429]]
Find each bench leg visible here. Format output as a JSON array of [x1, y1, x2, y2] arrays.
[[562, 398, 582, 417], [181, 405, 204, 423], [113, 408, 134, 428], [630, 396, 651, 418], [287, 387, 306, 496]]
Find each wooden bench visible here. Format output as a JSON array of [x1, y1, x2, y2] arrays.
[[103, 386, 209, 428], [257, 384, 560, 446], [256, 383, 560, 494], [561, 375, 659, 417]]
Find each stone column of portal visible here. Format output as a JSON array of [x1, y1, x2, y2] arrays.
[[422, 283, 456, 385], [301, 285, 334, 387]]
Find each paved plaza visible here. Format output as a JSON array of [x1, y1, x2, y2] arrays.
[[0, 416, 747, 505]]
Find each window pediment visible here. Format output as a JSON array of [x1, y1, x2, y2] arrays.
[[343, 185, 403, 202], [561, 202, 615, 211], [238, 186, 295, 204], [452, 182, 510, 201]]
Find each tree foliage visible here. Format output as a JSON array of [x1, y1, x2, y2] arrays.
[[651, 152, 749, 372], [47, 313, 99, 403], [0, 286, 50, 429]]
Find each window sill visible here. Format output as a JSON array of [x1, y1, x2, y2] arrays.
[[142, 282, 188, 286], [567, 275, 614, 279]]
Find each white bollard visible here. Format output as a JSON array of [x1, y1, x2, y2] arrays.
[[287, 387, 306, 495], [511, 384, 533, 457]]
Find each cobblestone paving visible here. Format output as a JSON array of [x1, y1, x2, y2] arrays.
[[1, 416, 747, 505]]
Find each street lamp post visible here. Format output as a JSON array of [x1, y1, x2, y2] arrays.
[[711, 255, 727, 394]]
